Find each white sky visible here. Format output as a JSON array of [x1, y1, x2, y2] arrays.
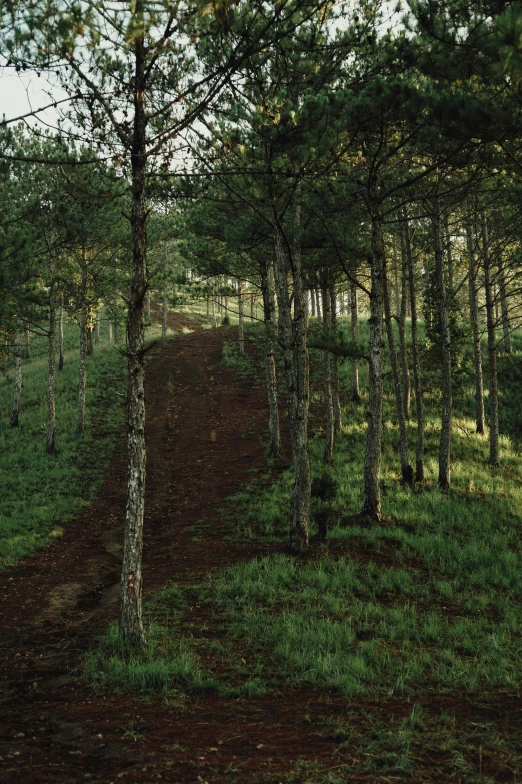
[[0, 68, 66, 128]]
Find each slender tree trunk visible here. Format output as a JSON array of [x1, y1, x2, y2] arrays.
[[398, 227, 410, 418], [498, 261, 512, 354], [322, 270, 334, 462], [145, 290, 151, 322], [481, 214, 500, 466], [10, 322, 22, 428], [108, 316, 113, 345], [383, 254, 413, 484], [310, 287, 316, 318], [402, 207, 424, 482], [433, 199, 452, 490], [206, 295, 210, 318], [260, 260, 281, 459], [58, 292, 65, 372], [25, 327, 31, 359], [315, 289, 323, 321], [362, 201, 385, 521], [330, 282, 342, 434], [46, 252, 57, 455], [392, 235, 400, 316], [76, 248, 88, 438], [238, 279, 245, 355], [87, 327, 94, 356], [94, 311, 100, 344], [119, 23, 147, 649], [350, 279, 360, 402], [161, 291, 168, 344], [250, 287, 254, 322], [444, 214, 454, 293], [212, 286, 217, 327], [272, 196, 310, 553], [466, 220, 485, 435]]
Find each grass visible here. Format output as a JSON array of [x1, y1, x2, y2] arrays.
[[0, 307, 167, 567], [85, 315, 522, 781]]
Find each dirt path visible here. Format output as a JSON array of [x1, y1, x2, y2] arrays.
[[0, 317, 332, 784]]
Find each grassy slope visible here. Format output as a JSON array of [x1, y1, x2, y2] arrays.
[[0, 310, 171, 566], [87, 317, 522, 781]]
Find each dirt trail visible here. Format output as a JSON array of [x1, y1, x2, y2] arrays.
[[0, 315, 329, 784]]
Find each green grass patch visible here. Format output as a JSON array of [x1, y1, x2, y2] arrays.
[[0, 306, 169, 567]]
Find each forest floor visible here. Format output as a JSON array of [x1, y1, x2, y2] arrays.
[[1, 315, 520, 783]]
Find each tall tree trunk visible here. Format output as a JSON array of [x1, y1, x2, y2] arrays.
[[145, 290, 151, 322], [76, 248, 88, 438], [260, 260, 281, 459], [315, 288, 322, 320], [119, 23, 147, 649], [238, 279, 245, 355], [272, 196, 310, 553], [398, 228, 410, 418], [108, 315, 113, 345], [433, 199, 452, 490], [10, 322, 22, 428], [321, 270, 334, 462], [46, 251, 57, 455], [481, 214, 500, 466], [443, 213, 454, 293], [402, 207, 424, 482], [310, 288, 316, 317], [94, 311, 100, 344], [25, 327, 31, 359], [350, 279, 360, 402], [250, 287, 254, 322], [362, 201, 385, 522], [466, 220, 485, 435], [330, 282, 342, 433], [161, 291, 168, 344], [383, 254, 413, 485], [498, 261, 512, 354], [392, 235, 400, 316], [87, 327, 94, 356], [212, 285, 217, 327], [58, 292, 65, 371]]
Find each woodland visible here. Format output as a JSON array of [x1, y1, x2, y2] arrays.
[[1, 1, 522, 782]]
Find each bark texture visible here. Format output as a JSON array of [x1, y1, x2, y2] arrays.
[[119, 23, 147, 648], [362, 203, 385, 521], [383, 255, 412, 484], [272, 196, 310, 553], [398, 230, 410, 419], [46, 255, 57, 455], [76, 248, 88, 438], [350, 279, 360, 402], [498, 262, 512, 354], [238, 279, 245, 355], [260, 260, 281, 459], [433, 200, 452, 490], [403, 208, 424, 482], [481, 214, 500, 466], [321, 271, 334, 463], [330, 283, 342, 434], [466, 220, 485, 435]]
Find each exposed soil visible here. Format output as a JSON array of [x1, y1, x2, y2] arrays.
[[1, 314, 521, 783]]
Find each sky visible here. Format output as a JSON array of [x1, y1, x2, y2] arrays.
[[1, 68, 65, 128]]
